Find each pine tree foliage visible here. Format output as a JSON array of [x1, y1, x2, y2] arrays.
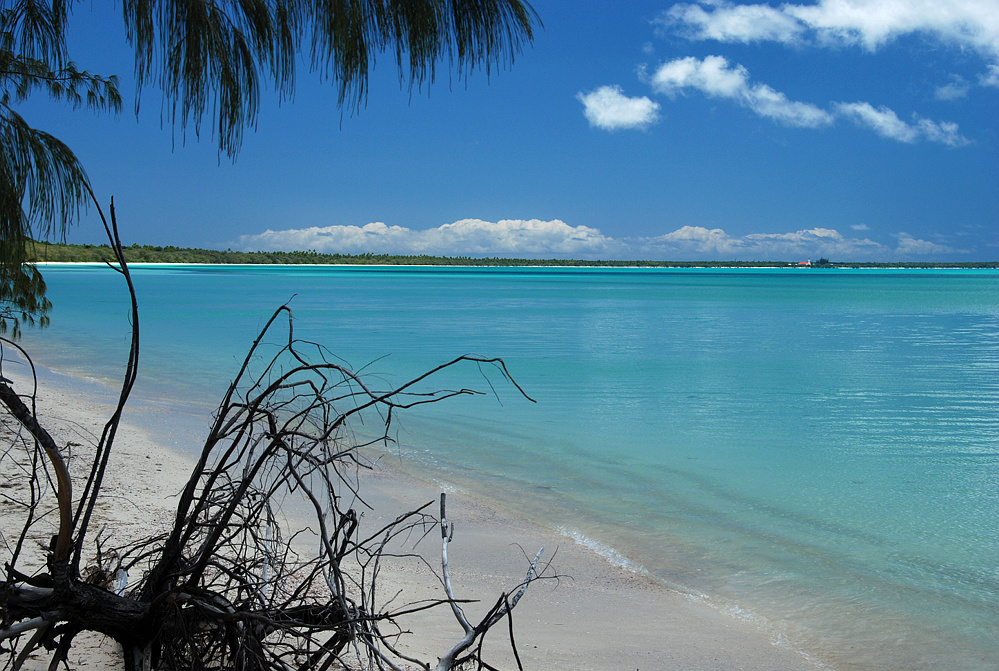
[[1, 0, 122, 335], [125, 0, 536, 159], [0, 0, 537, 335]]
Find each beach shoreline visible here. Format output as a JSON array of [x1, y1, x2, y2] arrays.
[[0, 353, 822, 670]]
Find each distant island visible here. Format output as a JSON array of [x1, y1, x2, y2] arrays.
[[29, 243, 999, 269]]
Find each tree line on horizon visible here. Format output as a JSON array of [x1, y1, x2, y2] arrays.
[[28, 242, 998, 269]]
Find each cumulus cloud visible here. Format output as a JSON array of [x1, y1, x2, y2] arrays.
[[657, 0, 999, 59], [648, 225, 738, 254], [237, 219, 958, 261], [650, 55, 834, 127], [744, 227, 885, 258], [893, 233, 954, 256], [577, 85, 661, 130], [636, 2, 994, 145], [239, 219, 623, 257], [639, 225, 958, 260], [647, 56, 967, 144], [661, 1, 805, 44], [851, 223, 870, 231], [834, 102, 969, 146], [640, 225, 886, 259]]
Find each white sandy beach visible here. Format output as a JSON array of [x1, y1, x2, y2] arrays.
[[1, 359, 821, 671]]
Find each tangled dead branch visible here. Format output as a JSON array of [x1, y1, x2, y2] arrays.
[[0, 199, 551, 670]]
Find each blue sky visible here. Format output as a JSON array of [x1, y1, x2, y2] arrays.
[[22, 0, 999, 261]]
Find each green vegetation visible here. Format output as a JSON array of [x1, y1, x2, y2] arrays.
[[30, 242, 998, 268], [2, 0, 537, 335]]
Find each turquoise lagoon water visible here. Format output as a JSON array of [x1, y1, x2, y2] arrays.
[[16, 265, 999, 669]]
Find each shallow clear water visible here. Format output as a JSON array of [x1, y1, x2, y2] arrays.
[[17, 265, 999, 669]]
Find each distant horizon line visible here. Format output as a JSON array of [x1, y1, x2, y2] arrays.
[[30, 242, 999, 269]]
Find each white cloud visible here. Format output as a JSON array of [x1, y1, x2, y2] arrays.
[[980, 64, 999, 87], [658, 0, 999, 59], [648, 225, 739, 254], [661, 1, 805, 44], [833, 101, 919, 141], [750, 81, 837, 127], [649, 56, 967, 143], [652, 55, 752, 99], [744, 227, 885, 258], [894, 232, 954, 256], [935, 75, 970, 100], [640, 225, 954, 260], [650, 55, 834, 127], [239, 219, 623, 257], [577, 85, 661, 130], [641, 226, 885, 259], [914, 117, 969, 146], [834, 101, 970, 145], [238, 220, 959, 261], [851, 223, 870, 231]]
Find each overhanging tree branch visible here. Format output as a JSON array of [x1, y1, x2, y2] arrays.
[[0, 0, 538, 336]]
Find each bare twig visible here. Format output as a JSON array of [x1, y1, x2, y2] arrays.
[[433, 493, 546, 671], [1, 201, 550, 671]]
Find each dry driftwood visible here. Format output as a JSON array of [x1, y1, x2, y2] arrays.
[[0, 198, 552, 670]]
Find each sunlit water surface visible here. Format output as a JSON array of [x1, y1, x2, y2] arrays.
[[17, 265, 999, 670]]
